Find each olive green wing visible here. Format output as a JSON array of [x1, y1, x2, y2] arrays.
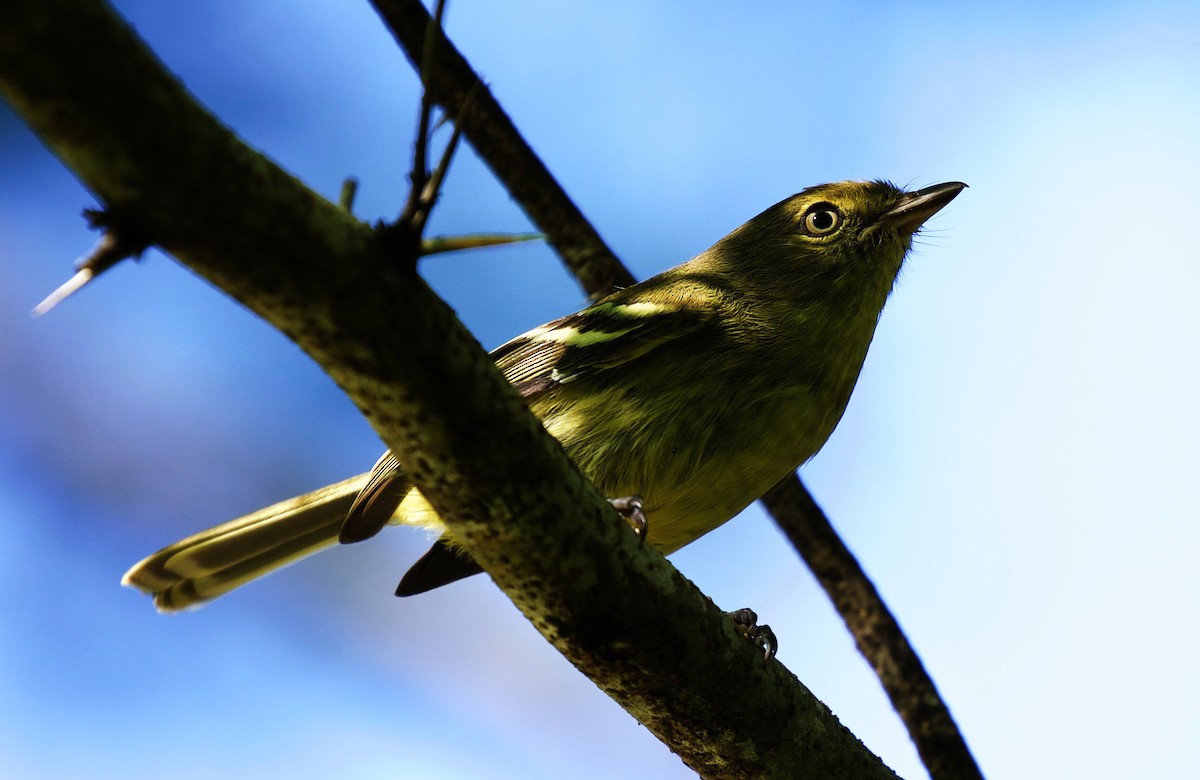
[[492, 297, 716, 400], [339, 292, 715, 546]]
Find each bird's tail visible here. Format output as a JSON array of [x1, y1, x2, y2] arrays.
[[122, 473, 371, 612]]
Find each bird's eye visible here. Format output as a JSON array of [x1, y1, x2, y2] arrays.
[[803, 203, 842, 236]]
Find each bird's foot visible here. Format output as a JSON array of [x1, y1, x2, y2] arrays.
[[608, 495, 647, 545], [727, 607, 777, 660]]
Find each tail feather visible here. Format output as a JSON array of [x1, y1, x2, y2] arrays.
[[152, 520, 347, 611], [123, 473, 370, 611]]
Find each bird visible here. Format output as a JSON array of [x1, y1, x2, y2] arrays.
[[123, 179, 965, 612]]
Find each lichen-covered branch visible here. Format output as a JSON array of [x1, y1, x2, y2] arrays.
[[0, 1, 899, 777]]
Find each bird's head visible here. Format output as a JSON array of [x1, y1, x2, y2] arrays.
[[715, 179, 966, 308]]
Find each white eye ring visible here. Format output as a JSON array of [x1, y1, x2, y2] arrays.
[[803, 205, 842, 236]]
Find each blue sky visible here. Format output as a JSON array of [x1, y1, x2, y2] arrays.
[[2, 1, 1199, 778]]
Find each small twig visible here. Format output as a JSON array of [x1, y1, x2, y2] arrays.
[[371, 0, 634, 298], [407, 80, 479, 240], [761, 473, 985, 780], [422, 80, 476, 205], [399, 0, 448, 228], [339, 177, 359, 212], [389, 7, 478, 261], [32, 208, 148, 316], [421, 232, 542, 256]]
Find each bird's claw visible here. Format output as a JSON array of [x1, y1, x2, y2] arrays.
[[608, 495, 647, 545], [727, 607, 778, 660]]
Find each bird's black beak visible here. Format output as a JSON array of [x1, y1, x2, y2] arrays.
[[883, 181, 967, 235]]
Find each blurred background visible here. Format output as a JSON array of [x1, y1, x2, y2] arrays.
[[2, 1, 1198, 778]]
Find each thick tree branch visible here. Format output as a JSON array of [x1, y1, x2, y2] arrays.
[[0, 1, 898, 777]]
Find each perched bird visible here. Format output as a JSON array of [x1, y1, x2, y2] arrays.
[[124, 179, 965, 612]]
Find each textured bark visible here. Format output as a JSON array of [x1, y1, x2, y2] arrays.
[[0, 1, 902, 777]]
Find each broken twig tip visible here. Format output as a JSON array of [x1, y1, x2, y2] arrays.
[[31, 216, 149, 317], [339, 177, 359, 213], [32, 267, 95, 318]]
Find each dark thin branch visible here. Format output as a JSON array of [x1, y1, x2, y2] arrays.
[[762, 474, 985, 780], [370, 4, 981, 779], [398, 0, 446, 226], [370, 0, 635, 299], [409, 80, 478, 239], [0, 1, 900, 777]]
